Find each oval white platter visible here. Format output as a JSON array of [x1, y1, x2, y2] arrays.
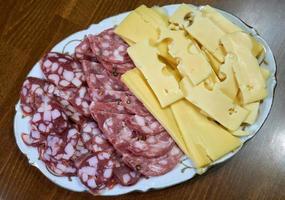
[[14, 4, 277, 196]]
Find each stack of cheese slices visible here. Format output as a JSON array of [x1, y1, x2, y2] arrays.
[[115, 4, 270, 168]]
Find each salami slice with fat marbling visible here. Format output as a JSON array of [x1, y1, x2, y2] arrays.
[[41, 52, 85, 89], [78, 152, 114, 192], [88, 28, 131, 64], [94, 112, 174, 158]]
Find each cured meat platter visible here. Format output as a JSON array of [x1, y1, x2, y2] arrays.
[[14, 4, 276, 196]]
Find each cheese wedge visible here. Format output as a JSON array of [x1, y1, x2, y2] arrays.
[[171, 100, 241, 168], [201, 5, 264, 57], [181, 77, 249, 131], [159, 28, 212, 85], [243, 102, 260, 124], [214, 54, 239, 99], [127, 40, 183, 107], [221, 33, 267, 104], [186, 15, 226, 62], [121, 68, 189, 156]]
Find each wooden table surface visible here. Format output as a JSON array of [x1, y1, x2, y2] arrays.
[[0, 0, 284, 199]]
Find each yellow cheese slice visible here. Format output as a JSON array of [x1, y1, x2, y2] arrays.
[[232, 130, 249, 136], [221, 32, 254, 52], [169, 4, 199, 28], [156, 40, 177, 65], [116, 5, 177, 65], [251, 36, 264, 57], [201, 5, 264, 57], [135, 5, 168, 28], [177, 46, 212, 85], [260, 66, 270, 80], [186, 15, 226, 62], [199, 48, 220, 90], [243, 102, 260, 124], [120, 36, 135, 46], [151, 6, 169, 23], [114, 11, 158, 43], [201, 5, 241, 33], [171, 100, 241, 168], [221, 33, 267, 104], [121, 68, 189, 156], [200, 69, 220, 91], [181, 77, 249, 131], [214, 54, 239, 100], [159, 28, 212, 85], [127, 40, 183, 107], [202, 47, 222, 75]]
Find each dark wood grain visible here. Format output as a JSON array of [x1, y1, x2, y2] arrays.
[[0, 0, 284, 199]]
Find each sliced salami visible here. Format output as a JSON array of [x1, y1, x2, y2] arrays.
[[113, 158, 140, 186], [51, 84, 91, 118], [41, 52, 85, 89], [78, 152, 114, 192], [80, 121, 113, 153], [20, 77, 50, 116], [127, 131, 174, 158], [81, 59, 106, 76], [120, 95, 150, 116], [99, 59, 134, 75], [53, 127, 79, 161], [95, 112, 174, 158], [90, 101, 130, 114], [122, 145, 183, 177], [46, 159, 77, 176], [21, 132, 43, 147], [88, 28, 131, 64], [75, 37, 96, 61], [73, 152, 92, 169], [54, 95, 87, 123], [88, 89, 131, 103], [67, 86, 91, 117], [81, 60, 127, 91], [48, 86, 87, 123], [39, 135, 65, 162], [125, 115, 165, 135], [72, 137, 90, 162], [38, 127, 80, 177], [31, 100, 69, 136]]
